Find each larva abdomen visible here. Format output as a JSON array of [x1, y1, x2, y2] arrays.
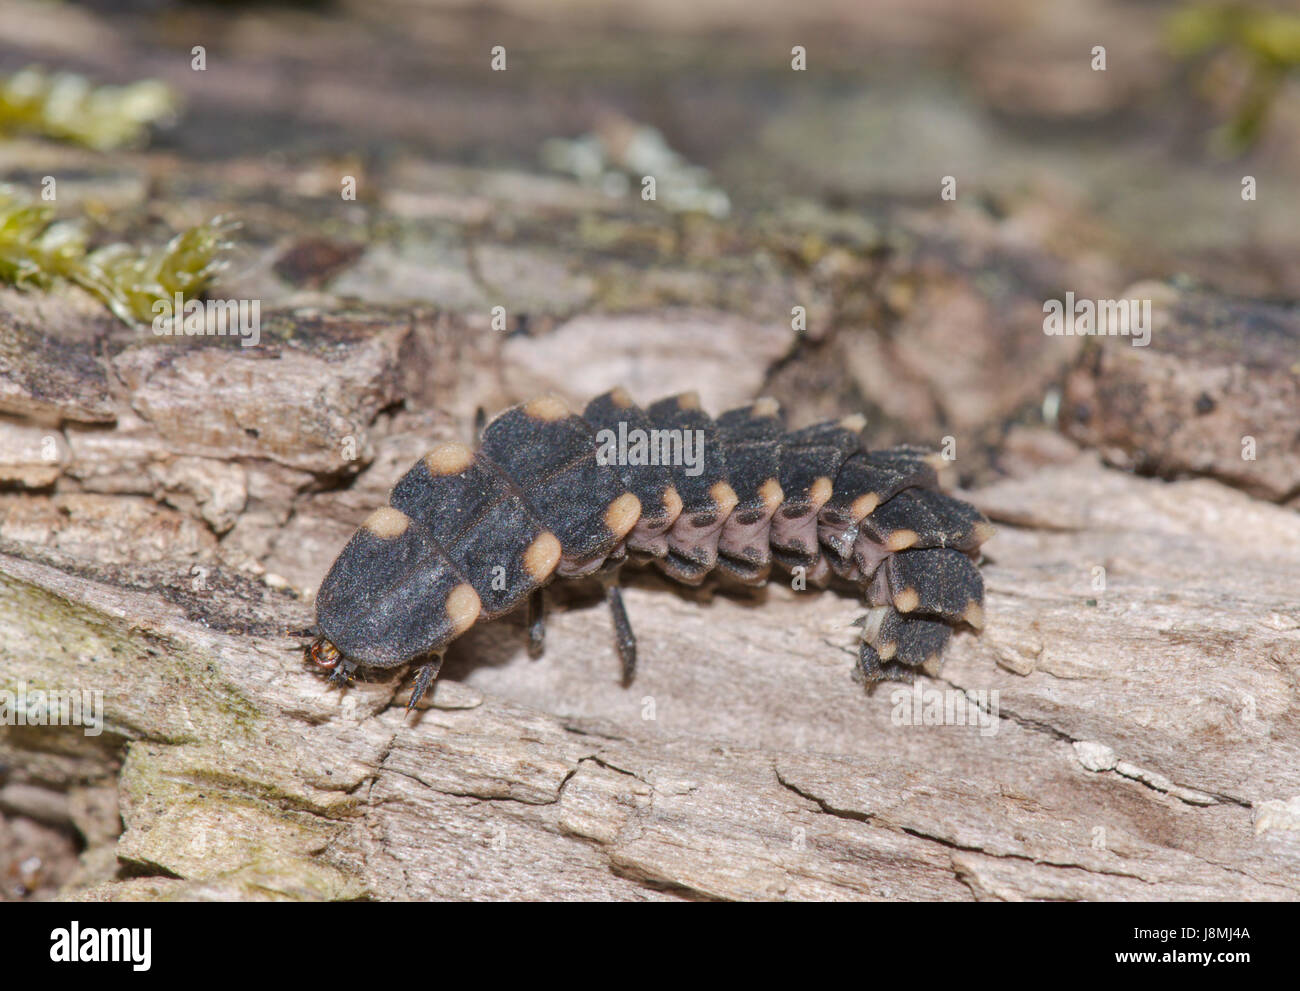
[[309, 389, 992, 707]]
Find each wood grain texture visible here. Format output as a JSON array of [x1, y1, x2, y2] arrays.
[[3, 381, 1298, 900]]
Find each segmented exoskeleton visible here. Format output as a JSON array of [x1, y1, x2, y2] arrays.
[[305, 390, 993, 710]]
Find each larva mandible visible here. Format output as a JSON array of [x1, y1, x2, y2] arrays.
[[305, 389, 993, 710]]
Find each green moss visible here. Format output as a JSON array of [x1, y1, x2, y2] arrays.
[[0, 66, 178, 150], [0, 186, 234, 324], [1169, 4, 1300, 153]]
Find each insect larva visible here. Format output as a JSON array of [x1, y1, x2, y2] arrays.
[[305, 390, 993, 710]]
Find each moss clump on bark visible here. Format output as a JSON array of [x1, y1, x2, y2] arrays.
[[0, 187, 234, 324]]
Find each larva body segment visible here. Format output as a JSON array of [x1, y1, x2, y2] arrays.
[[713, 400, 785, 583], [643, 393, 736, 584], [388, 441, 560, 620], [309, 390, 993, 708], [582, 389, 681, 557]]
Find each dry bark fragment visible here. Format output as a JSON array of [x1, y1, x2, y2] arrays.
[[1063, 282, 1300, 503]]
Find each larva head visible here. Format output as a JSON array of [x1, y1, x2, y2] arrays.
[[307, 636, 342, 672], [314, 505, 483, 668]]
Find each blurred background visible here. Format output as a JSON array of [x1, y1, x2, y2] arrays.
[[4, 0, 1300, 289], [1, 0, 1297, 535], [4, 0, 1299, 489]]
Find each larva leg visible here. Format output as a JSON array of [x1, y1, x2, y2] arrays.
[[327, 656, 358, 686], [526, 589, 546, 657], [587, 558, 637, 683], [406, 652, 444, 713], [602, 579, 638, 685]]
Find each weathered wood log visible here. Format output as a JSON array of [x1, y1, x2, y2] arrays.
[[3, 299, 1298, 899]]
